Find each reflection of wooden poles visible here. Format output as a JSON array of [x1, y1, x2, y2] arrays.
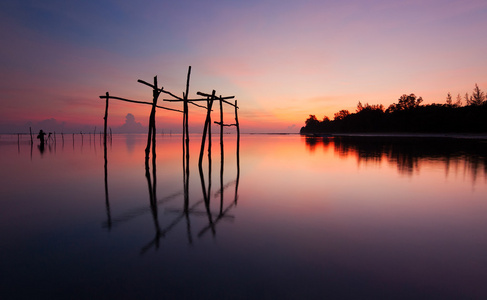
[[104, 132, 111, 230], [29, 127, 33, 144], [102, 191, 182, 228], [145, 152, 161, 250], [198, 161, 215, 236]]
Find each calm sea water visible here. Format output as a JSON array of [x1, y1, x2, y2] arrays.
[[1, 133, 487, 299]]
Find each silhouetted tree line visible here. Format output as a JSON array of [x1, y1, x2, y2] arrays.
[[301, 84, 487, 134]]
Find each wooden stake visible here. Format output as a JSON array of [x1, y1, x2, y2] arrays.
[[145, 76, 160, 162], [199, 90, 216, 166], [219, 96, 225, 214], [103, 92, 109, 147], [184, 66, 191, 171], [235, 99, 240, 199], [219, 96, 224, 189]]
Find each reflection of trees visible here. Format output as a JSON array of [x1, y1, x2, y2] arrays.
[[303, 136, 331, 153], [304, 136, 487, 178]]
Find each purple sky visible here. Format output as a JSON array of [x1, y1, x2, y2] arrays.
[[1, 0, 486, 133]]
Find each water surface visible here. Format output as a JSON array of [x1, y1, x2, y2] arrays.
[[1, 133, 487, 299]]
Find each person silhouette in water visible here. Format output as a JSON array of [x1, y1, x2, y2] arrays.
[[37, 130, 47, 154], [37, 130, 46, 145]]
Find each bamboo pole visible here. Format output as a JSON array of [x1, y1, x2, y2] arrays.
[[208, 96, 212, 166], [235, 99, 240, 205], [29, 127, 33, 144], [145, 76, 160, 162], [182, 67, 191, 210], [219, 96, 224, 215], [184, 66, 191, 173], [199, 90, 216, 166], [103, 92, 109, 147]]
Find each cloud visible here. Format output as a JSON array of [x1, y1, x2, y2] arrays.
[[115, 113, 146, 133]]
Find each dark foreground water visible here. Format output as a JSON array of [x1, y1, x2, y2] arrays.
[[1, 133, 487, 299]]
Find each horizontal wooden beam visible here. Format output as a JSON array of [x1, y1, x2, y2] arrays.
[[137, 79, 158, 90], [188, 101, 210, 110], [99, 95, 183, 113], [164, 98, 208, 102], [214, 121, 237, 127], [137, 79, 183, 100], [198, 92, 238, 108], [165, 96, 238, 109], [196, 92, 234, 100], [163, 98, 215, 110], [160, 89, 183, 101]]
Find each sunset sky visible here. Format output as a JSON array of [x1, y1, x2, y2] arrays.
[[1, 0, 486, 133]]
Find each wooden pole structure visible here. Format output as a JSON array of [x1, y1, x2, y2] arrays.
[[103, 92, 109, 147]]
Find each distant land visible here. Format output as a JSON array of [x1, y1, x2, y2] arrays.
[[301, 86, 487, 135]]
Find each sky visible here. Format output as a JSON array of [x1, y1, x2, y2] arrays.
[[1, 0, 486, 133]]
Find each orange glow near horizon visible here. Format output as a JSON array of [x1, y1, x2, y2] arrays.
[[1, 1, 487, 133]]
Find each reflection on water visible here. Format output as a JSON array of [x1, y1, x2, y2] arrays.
[[1, 133, 487, 299], [305, 135, 487, 178]]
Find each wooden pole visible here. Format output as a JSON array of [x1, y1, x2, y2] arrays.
[[219, 96, 224, 194], [104, 92, 109, 147], [207, 96, 212, 174], [199, 90, 216, 166], [145, 76, 160, 162], [184, 66, 191, 172], [234, 99, 240, 205]]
